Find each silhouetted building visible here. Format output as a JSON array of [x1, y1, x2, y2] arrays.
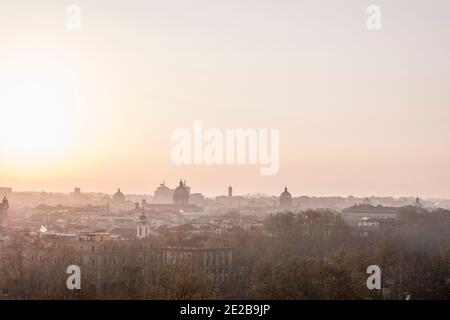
[[113, 188, 126, 203], [279, 187, 292, 208], [228, 186, 233, 198], [173, 180, 189, 205], [190, 193, 205, 206], [415, 196, 423, 209], [342, 204, 400, 226], [153, 181, 174, 204]]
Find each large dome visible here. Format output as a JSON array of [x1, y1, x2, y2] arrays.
[[279, 187, 292, 207], [113, 188, 126, 202]]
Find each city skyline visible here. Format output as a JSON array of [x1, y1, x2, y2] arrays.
[[0, 1, 449, 304], [1, 0, 450, 198], [0, 182, 438, 201]]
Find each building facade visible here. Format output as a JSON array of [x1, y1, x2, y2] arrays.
[[0, 231, 234, 298], [153, 182, 174, 204]]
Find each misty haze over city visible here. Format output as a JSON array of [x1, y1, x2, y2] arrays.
[[0, 0, 449, 305]]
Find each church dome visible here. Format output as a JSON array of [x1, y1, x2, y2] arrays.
[[113, 188, 126, 202], [173, 180, 189, 205], [280, 187, 292, 207]]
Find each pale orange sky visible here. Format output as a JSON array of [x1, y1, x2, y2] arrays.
[[1, 0, 450, 197]]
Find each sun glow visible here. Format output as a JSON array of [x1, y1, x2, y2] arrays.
[[0, 60, 79, 163]]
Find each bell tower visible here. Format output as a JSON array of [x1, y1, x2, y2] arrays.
[[137, 207, 150, 239]]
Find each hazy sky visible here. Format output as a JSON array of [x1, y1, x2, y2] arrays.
[[1, 0, 450, 197]]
